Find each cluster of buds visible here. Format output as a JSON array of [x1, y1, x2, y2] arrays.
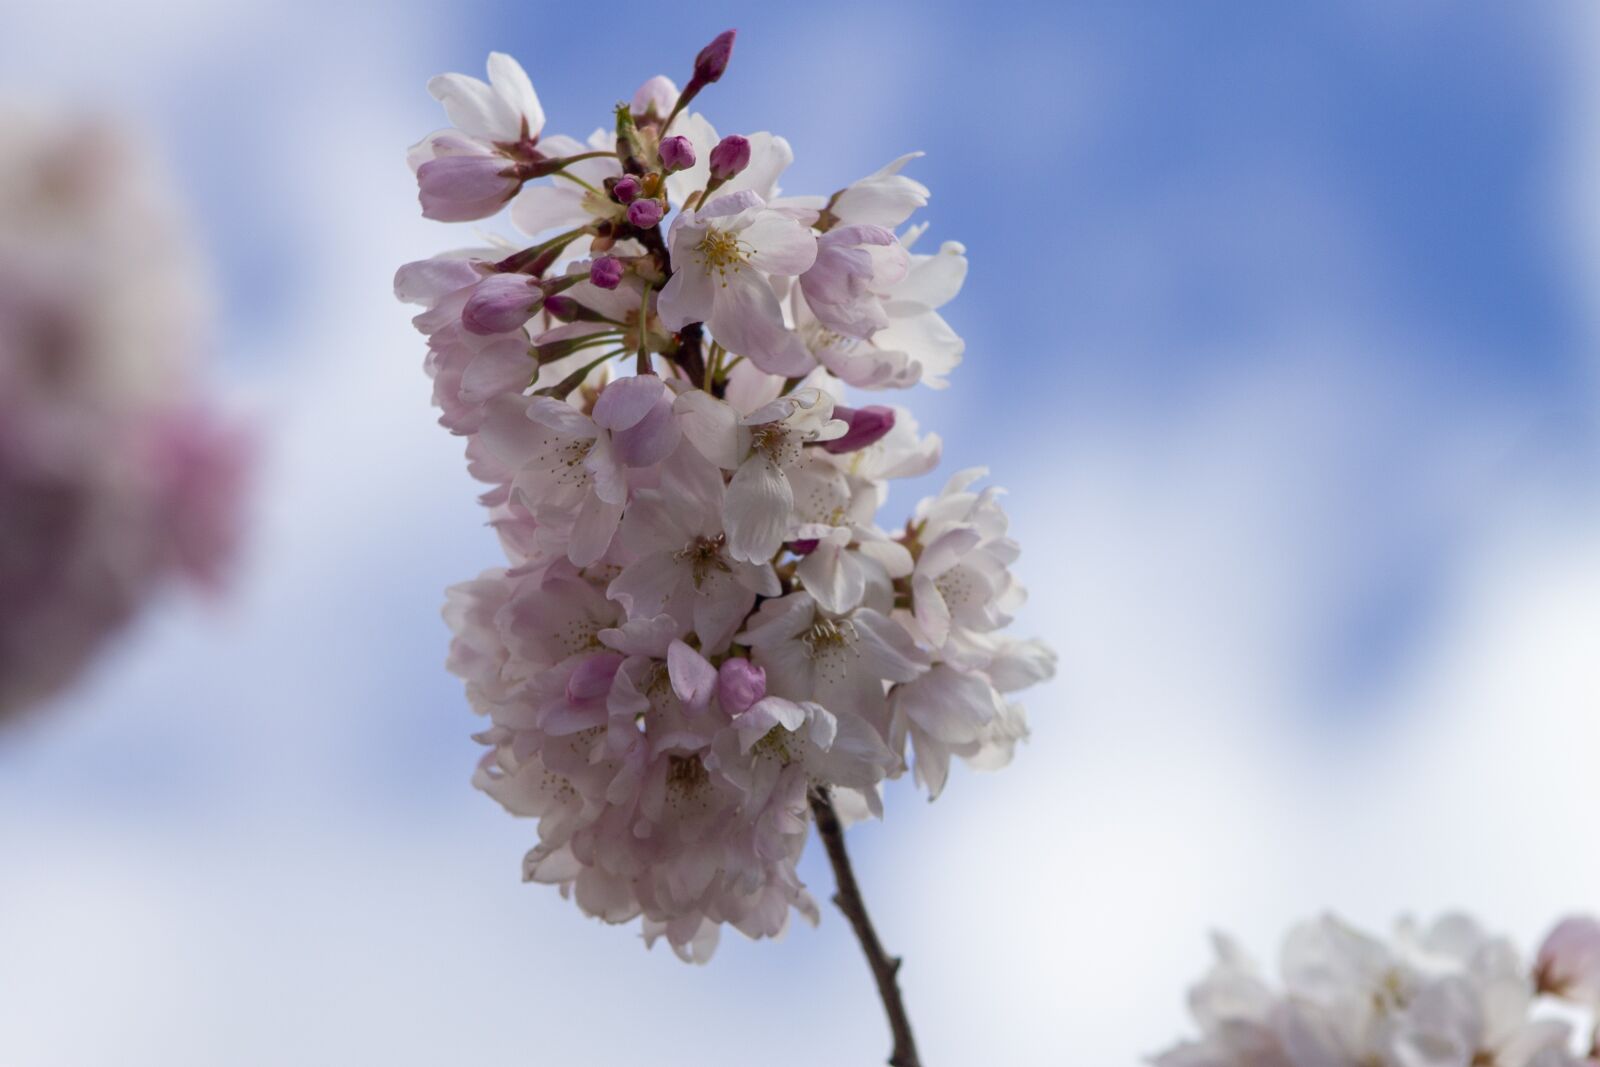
[[1156, 913, 1600, 1067], [0, 104, 247, 724], [397, 30, 1054, 961]]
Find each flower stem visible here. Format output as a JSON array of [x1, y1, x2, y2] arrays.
[[809, 789, 922, 1067]]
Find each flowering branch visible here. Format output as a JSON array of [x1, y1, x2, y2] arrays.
[[396, 25, 1057, 1065], [810, 789, 921, 1067]]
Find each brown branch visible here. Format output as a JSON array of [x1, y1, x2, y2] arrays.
[[809, 789, 922, 1067]]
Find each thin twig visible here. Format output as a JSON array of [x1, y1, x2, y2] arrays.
[[809, 789, 922, 1067]]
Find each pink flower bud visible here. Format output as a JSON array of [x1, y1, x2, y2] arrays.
[[692, 30, 736, 86], [821, 405, 895, 454], [589, 256, 624, 290], [461, 274, 543, 335], [416, 154, 521, 222], [658, 135, 696, 173], [612, 176, 641, 204], [626, 198, 663, 229], [1536, 916, 1600, 1008], [789, 538, 820, 556], [541, 294, 579, 320], [717, 658, 766, 715], [708, 135, 750, 181]]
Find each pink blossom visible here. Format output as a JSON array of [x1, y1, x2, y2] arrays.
[[799, 224, 909, 339], [401, 39, 1057, 965], [408, 53, 548, 221], [658, 191, 817, 376]]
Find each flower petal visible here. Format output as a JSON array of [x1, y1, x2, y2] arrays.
[[724, 457, 793, 563], [708, 269, 815, 377], [656, 255, 715, 331], [486, 51, 544, 137]]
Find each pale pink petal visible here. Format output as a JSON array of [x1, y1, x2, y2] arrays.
[[486, 51, 544, 137], [525, 396, 598, 439], [667, 640, 719, 708], [656, 254, 715, 330], [593, 374, 666, 432], [394, 256, 481, 304], [428, 72, 513, 142], [893, 241, 968, 310], [918, 526, 981, 579], [851, 608, 928, 683], [742, 212, 818, 276], [511, 183, 588, 236], [568, 490, 623, 566], [673, 391, 740, 469], [724, 458, 793, 563], [612, 397, 680, 468], [896, 665, 995, 744], [478, 395, 544, 465], [708, 269, 815, 377], [607, 551, 684, 617]]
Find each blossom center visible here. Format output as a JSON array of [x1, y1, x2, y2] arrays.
[[694, 226, 749, 282], [749, 423, 800, 467], [673, 533, 732, 587], [644, 661, 673, 705], [536, 434, 593, 487], [802, 617, 857, 655], [752, 725, 794, 763], [934, 567, 975, 608], [666, 754, 709, 796]]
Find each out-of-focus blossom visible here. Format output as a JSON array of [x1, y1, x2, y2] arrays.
[[1538, 917, 1600, 1010], [0, 104, 247, 725], [1155, 913, 1600, 1067]]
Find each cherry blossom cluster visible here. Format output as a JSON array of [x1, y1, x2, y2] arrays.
[[396, 32, 1054, 962], [0, 104, 247, 724], [1155, 913, 1600, 1067]]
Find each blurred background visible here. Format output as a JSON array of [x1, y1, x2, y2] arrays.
[[4, 2, 1600, 1063]]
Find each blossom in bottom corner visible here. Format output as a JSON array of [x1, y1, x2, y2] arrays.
[[1153, 913, 1600, 1067]]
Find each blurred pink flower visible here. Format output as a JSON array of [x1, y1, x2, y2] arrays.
[[0, 105, 248, 724]]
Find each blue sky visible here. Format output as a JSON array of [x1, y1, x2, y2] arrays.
[[3, 3, 1600, 1064]]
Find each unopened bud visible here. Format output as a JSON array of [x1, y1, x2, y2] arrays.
[[589, 256, 625, 290], [708, 135, 751, 181], [416, 154, 521, 222], [626, 198, 664, 229], [822, 405, 895, 454], [541, 294, 579, 319], [692, 30, 736, 87], [717, 658, 766, 715], [612, 175, 641, 203], [658, 135, 696, 173], [461, 274, 543, 335]]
